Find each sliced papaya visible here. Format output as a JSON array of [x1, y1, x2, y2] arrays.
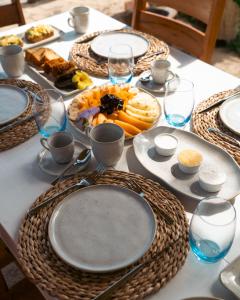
[[114, 120, 141, 136], [118, 111, 152, 130]]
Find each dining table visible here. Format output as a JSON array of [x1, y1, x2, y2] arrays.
[[0, 7, 240, 300]]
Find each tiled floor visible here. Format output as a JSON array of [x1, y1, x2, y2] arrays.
[[0, 239, 44, 300]]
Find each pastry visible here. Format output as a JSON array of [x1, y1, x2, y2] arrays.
[[25, 47, 61, 67], [25, 25, 54, 43], [0, 35, 23, 47], [178, 149, 203, 174]]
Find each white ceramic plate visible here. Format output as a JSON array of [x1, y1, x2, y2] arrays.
[[38, 141, 91, 176], [133, 126, 240, 200], [219, 96, 240, 136], [220, 256, 240, 299], [0, 84, 29, 126], [49, 184, 156, 272], [91, 32, 149, 58]]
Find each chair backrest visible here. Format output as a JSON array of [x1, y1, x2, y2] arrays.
[[0, 0, 25, 28], [132, 0, 225, 62]]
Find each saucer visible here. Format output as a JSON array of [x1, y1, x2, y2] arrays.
[[38, 141, 91, 176], [136, 70, 178, 94]]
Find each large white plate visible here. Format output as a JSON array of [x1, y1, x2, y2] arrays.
[[220, 255, 240, 299], [91, 32, 149, 58], [133, 126, 240, 200], [49, 184, 156, 272], [219, 96, 240, 136], [0, 84, 29, 126]]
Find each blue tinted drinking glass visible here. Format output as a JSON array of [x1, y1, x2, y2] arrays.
[[33, 89, 67, 138], [190, 197, 236, 263], [108, 44, 134, 84], [164, 78, 194, 127]]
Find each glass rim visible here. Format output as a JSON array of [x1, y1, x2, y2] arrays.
[[194, 196, 236, 227], [166, 78, 194, 92], [108, 44, 133, 56]]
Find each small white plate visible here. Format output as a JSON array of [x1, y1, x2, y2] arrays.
[[0, 84, 29, 126], [48, 184, 156, 272], [136, 71, 177, 94], [219, 96, 240, 136], [220, 256, 240, 299], [91, 32, 149, 58], [38, 141, 90, 176], [133, 126, 240, 200]]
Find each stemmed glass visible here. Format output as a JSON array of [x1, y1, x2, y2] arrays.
[[164, 78, 194, 127], [108, 44, 134, 84], [33, 89, 67, 138], [189, 197, 236, 263]]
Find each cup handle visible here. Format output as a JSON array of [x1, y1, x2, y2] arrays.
[[68, 17, 74, 28], [40, 138, 50, 151]]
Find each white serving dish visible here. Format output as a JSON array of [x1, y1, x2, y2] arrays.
[[133, 126, 240, 200], [219, 95, 240, 136], [48, 184, 156, 272], [220, 255, 240, 299]]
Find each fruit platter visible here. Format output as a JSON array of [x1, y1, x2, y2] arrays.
[[68, 84, 161, 139]]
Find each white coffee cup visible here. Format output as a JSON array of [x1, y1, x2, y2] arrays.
[[68, 7, 89, 34], [88, 123, 124, 167], [40, 132, 74, 164], [0, 45, 25, 77], [151, 59, 171, 84]]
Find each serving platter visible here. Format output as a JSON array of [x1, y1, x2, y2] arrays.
[[0, 84, 29, 126], [48, 184, 156, 272], [219, 96, 240, 136], [68, 84, 161, 140], [133, 126, 240, 200], [91, 31, 149, 58]]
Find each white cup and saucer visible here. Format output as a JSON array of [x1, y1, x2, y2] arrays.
[[68, 7, 89, 34], [137, 59, 177, 94]]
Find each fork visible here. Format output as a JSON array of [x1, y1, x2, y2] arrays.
[[208, 127, 240, 147], [126, 180, 174, 225], [27, 163, 105, 217]]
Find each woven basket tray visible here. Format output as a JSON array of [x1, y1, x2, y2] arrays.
[[17, 170, 189, 300], [71, 29, 169, 78], [0, 79, 48, 152], [192, 89, 240, 165]]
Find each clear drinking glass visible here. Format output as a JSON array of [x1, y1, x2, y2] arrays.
[[33, 89, 67, 138], [189, 197, 236, 263], [164, 78, 194, 127], [108, 44, 134, 84]]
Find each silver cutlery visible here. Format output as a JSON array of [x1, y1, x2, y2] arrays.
[[127, 180, 174, 225], [27, 163, 105, 217], [0, 112, 39, 133], [208, 127, 240, 147], [93, 235, 181, 300], [136, 50, 164, 63], [51, 148, 91, 185], [199, 89, 240, 113]]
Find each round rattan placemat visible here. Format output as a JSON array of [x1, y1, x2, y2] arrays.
[[17, 170, 189, 300], [192, 88, 240, 166], [0, 79, 48, 152], [71, 28, 169, 78]]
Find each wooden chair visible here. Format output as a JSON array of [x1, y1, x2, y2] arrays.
[[0, 0, 25, 28], [132, 0, 226, 62]]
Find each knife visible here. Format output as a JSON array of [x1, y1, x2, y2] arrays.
[[93, 236, 181, 300], [199, 89, 240, 113]]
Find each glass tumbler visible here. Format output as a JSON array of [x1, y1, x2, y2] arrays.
[[164, 78, 194, 127], [189, 197, 236, 263], [108, 44, 134, 84], [33, 89, 67, 138]]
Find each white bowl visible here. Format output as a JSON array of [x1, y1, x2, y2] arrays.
[[199, 166, 226, 192], [154, 133, 178, 156]]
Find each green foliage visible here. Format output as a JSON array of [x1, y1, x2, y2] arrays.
[[228, 32, 240, 53], [233, 0, 240, 6]]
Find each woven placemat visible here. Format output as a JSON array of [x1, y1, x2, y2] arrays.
[[192, 88, 240, 165], [0, 79, 49, 152], [71, 28, 169, 77], [17, 170, 189, 300]]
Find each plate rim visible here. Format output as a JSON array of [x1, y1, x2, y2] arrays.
[[0, 83, 29, 126], [90, 31, 149, 59], [133, 125, 240, 201], [219, 96, 240, 136], [48, 184, 156, 272], [68, 85, 162, 140]]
